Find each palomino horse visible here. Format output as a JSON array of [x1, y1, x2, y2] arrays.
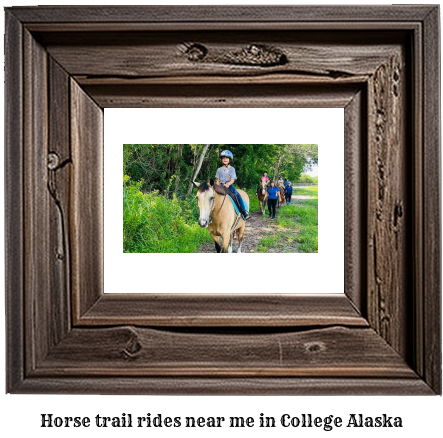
[[194, 181, 249, 253], [256, 180, 268, 214]]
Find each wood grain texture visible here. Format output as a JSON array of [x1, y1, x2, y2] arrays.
[[21, 39, 74, 379], [41, 31, 402, 80], [4, 5, 441, 394], [25, 23, 425, 34], [48, 58, 72, 344], [366, 50, 409, 358], [5, 10, 24, 393], [12, 375, 434, 395], [422, 6, 441, 394], [79, 294, 367, 327], [411, 18, 425, 384], [70, 80, 104, 321], [83, 83, 361, 108], [76, 73, 368, 86], [8, 5, 436, 23], [36, 326, 415, 378], [23, 29, 50, 372], [344, 90, 366, 313]]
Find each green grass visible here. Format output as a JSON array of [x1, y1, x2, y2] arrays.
[[123, 180, 211, 253], [257, 185, 318, 253], [244, 188, 261, 213], [293, 185, 318, 196]]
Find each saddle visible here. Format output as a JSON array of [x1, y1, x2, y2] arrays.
[[213, 184, 242, 213], [213, 184, 231, 197]]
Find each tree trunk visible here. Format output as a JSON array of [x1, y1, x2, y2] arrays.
[[174, 144, 182, 194], [274, 155, 283, 182], [186, 144, 210, 196]]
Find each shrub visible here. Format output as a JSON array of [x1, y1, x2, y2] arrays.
[[123, 178, 211, 253], [298, 174, 315, 184]]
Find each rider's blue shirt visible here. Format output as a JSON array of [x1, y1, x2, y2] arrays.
[[268, 186, 280, 200]]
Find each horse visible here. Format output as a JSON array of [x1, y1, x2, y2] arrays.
[[256, 179, 268, 214], [194, 181, 249, 253], [277, 186, 286, 208]]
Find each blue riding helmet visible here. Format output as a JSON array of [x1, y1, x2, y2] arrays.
[[220, 150, 233, 160]]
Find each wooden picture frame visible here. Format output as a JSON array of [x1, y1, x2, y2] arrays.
[[5, 5, 441, 394]]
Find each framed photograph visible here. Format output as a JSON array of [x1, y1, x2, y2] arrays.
[[105, 108, 341, 295], [120, 142, 319, 255], [5, 5, 440, 394]]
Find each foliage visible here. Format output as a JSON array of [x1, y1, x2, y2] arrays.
[[123, 176, 211, 253], [244, 189, 260, 214], [123, 144, 318, 253], [123, 144, 318, 197], [298, 173, 316, 183], [257, 185, 318, 253]]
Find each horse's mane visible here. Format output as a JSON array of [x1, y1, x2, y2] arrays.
[[197, 181, 211, 193], [198, 182, 229, 196]]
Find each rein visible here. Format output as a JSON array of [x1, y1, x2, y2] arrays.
[[208, 188, 242, 231], [208, 191, 227, 225]]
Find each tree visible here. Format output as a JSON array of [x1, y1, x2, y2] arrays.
[[271, 144, 318, 182], [123, 143, 318, 196], [186, 144, 210, 196], [299, 174, 314, 183]]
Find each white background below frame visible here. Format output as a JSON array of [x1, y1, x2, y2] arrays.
[[104, 108, 344, 294]]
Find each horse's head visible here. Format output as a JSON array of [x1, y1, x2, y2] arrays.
[[193, 181, 215, 228], [260, 179, 267, 195]]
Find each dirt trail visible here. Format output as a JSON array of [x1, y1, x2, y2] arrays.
[[197, 211, 281, 253], [292, 195, 315, 200], [197, 193, 313, 253]]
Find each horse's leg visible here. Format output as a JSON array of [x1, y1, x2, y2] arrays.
[[221, 231, 231, 253], [210, 234, 222, 253], [228, 234, 233, 253], [237, 224, 245, 253]]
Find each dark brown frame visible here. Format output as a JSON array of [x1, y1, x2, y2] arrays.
[[5, 6, 441, 394]]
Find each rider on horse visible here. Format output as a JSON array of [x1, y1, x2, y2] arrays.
[[255, 171, 269, 196], [215, 150, 251, 220]]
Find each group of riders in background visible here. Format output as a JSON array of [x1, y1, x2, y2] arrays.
[[215, 149, 294, 221], [194, 149, 297, 253], [256, 171, 293, 219]]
